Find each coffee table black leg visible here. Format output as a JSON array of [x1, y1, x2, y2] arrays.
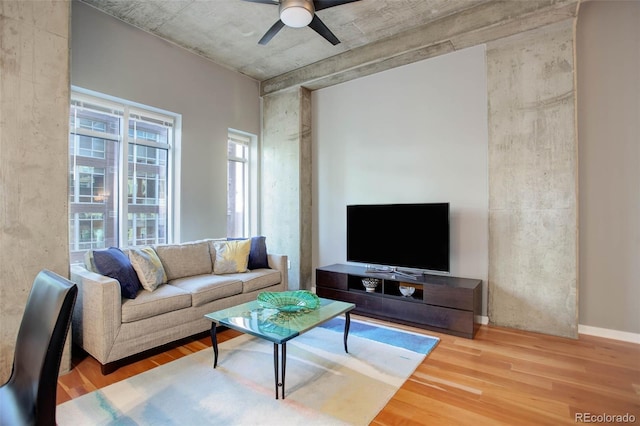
[[273, 342, 287, 399], [273, 343, 279, 399], [344, 312, 351, 353], [210, 323, 218, 368], [282, 343, 286, 399]]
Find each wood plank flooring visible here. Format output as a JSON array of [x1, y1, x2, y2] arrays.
[[57, 318, 640, 425]]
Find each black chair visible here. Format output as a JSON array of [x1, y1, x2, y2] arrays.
[[0, 270, 78, 426]]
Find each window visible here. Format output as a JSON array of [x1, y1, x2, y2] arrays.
[[69, 91, 177, 264], [227, 130, 251, 238]]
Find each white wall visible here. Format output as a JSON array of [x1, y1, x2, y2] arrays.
[[577, 1, 640, 334], [71, 1, 261, 241], [312, 45, 489, 315]]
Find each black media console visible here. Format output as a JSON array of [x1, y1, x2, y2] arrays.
[[315, 264, 482, 338]]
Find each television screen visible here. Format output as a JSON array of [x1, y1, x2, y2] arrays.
[[346, 203, 450, 273]]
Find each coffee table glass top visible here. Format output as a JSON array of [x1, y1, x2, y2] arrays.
[[205, 297, 355, 344]]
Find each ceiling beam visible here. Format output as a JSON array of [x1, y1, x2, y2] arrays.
[[260, 0, 580, 96]]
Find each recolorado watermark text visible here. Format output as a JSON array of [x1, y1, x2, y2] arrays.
[[575, 412, 636, 423]]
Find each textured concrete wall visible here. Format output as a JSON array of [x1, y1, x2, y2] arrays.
[[0, 1, 71, 380], [262, 87, 312, 290], [487, 20, 578, 338]]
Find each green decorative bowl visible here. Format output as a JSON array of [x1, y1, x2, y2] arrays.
[[257, 290, 320, 312]]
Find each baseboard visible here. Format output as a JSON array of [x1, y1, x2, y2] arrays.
[[475, 315, 489, 325], [578, 324, 640, 344], [475, 317, 638, 344]]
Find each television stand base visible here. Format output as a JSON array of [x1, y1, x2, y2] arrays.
[[316, 264, 482, 338]]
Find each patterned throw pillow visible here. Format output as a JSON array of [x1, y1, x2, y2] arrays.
[[129, 246, 167, 292], [213, 239, 251, 274], [93, 247, 141, 299]]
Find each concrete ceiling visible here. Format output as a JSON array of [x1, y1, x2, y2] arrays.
[[78, 0, 489, 82]]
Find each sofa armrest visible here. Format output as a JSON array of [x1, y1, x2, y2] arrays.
[[70, 264, 122, 364], [267, 254, 289, 290]]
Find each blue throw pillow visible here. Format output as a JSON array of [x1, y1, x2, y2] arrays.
[[248, 236, 270, 270], [227, 236, 270, 270], [93, 247, 142, 299]]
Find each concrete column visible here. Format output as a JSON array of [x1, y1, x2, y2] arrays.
[[0, 0, 71, 379], [261, 87, 312, 290], [487, 19, 578, 338]]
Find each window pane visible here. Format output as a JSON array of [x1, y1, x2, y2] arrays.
[[70, 104, 121, 138], [227, 133, 249, 239], [69, 92, 175, 264], [72, 213, 106, 251], [73, 166, 106, 203], [128, 212, 166, 246], [129, 116, 170, 147], [77, 136, 106, 158], [69, 104, 120, 264], [128, 144, 168, 245]]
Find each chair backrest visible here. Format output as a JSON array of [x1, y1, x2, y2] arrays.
[[7, 269, 77, 426]]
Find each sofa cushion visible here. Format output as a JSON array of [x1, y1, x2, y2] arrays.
[[129, 246, 167, 292], [221, 269, 282, 293], [93, 247, 141, 299], [155, 241, 212, 281], [121, 284, 191, 323], [169, 274, 243, 307]]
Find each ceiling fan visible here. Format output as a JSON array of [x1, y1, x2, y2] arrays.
[[242, 0, 361, 46]]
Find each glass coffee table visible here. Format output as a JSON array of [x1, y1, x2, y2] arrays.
[[204, 297, 355, 399]]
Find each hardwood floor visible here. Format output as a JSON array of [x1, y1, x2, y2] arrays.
[[57, 318, 640, 425]]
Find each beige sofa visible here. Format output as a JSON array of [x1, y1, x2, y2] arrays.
[[70, 239, 288, 374]]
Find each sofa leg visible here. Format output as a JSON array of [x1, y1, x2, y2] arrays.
[[101, 361, 120, 375]]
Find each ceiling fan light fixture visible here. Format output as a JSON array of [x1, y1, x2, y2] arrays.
[[280, 0, 314, 28]]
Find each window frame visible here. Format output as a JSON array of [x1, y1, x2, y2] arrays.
[[227, 129, 258, 238], [69, 88, 181, 262]]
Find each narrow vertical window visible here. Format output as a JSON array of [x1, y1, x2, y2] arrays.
[[127, 111, 172, 247], [227, 130, 251, 238], [69, 100, 121, 263]]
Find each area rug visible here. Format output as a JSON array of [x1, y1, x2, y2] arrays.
[[57, 318, 439, 425]]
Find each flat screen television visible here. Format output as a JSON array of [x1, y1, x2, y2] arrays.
[[346, 203, 450, 273]]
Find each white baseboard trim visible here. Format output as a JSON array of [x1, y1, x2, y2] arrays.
[[475, 315, 489, 325], [578, 324, 640, 344], [475, 317, 638, 344]]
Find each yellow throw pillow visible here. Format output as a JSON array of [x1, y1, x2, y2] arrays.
[[213, 240, 251, 274], [129, 246, 167, 291]]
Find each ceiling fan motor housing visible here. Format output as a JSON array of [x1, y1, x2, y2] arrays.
[[280, 0, 315, 27]]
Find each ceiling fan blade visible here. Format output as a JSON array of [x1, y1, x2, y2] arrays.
[[313, 0, 360, 12], [259, 20, 286, 45], [242, 0, 279, 5], [308, 15, 340, 45]]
